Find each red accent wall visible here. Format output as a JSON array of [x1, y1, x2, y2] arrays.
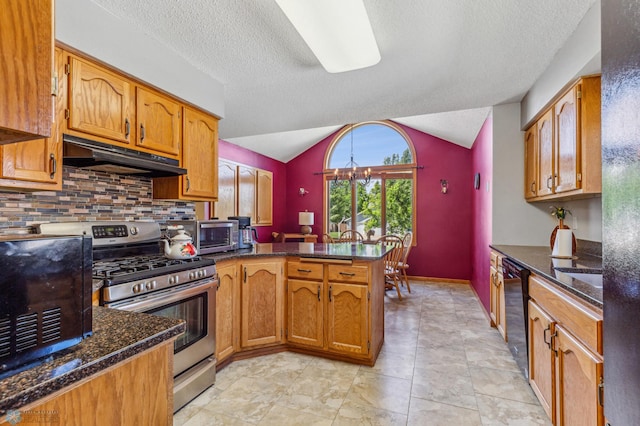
[[218, 139, 287, 243], [285, 122, 474, 280], [470, 116, 493, 312]]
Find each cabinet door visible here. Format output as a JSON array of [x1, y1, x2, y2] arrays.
[[215, 160, 238, 220], [68, 56, 133, 144], [215, 262, 239, 363], [327, 283, 368, 355], [489, 266, 499, 327], [287, 279, 323, 348], [0, 0, 53, 143], [496, 270, 506, 340], [555, 325, 604, 426], [136, 87, 181, 157], [238, 165, 257, 220], [256, 169, 273, 225], [524, 126, 538, 200], [528, 300, 555, 422], [536, 110, 554, 197], [182, 107, 218, 199], [241, 261, 283, 348], [554, 86, 580, 194]]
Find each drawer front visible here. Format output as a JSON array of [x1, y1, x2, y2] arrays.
[[327, 264, 368, 284], [287, 260, 324, 280], [529, 274, 603, 355]]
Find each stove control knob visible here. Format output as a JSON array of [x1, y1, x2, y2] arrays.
[[198, 270, 205, 278], [130, 226, 139, 235], [189, 271, 196, 280], [169, 276, 177, 285], [132, 283, 142, 293], [146, 281, 157, 290]]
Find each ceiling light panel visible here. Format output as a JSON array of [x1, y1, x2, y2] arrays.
[[275, 0, 381, 73]]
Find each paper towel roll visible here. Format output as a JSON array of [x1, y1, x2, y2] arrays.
[[552, 229, 573, 258]]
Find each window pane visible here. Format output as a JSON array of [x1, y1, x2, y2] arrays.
[[328, 179, 352, 238], [356, 179, 382, 241], [385, 178, 413, 235]]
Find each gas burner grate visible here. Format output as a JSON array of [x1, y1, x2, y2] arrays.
[[93, 255, 213, 280]]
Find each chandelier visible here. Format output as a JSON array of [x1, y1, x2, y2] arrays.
[[333, 124, 371, 185]]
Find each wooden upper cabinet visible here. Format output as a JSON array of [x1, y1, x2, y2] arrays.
[[154, 107, 218, 201], [215, 159, 238, 220], [524, 126, 538, 200], [68, 56, 134, 145], [555, 86, 580, 194], [135, 87, 181, 157], [0, 47, 64, 191], [0, 0, 53, 144], [524, 76, 601, 202], [536, 110, 554, 198], [238, 165, 257, 220], [256, 169, 273, 226]]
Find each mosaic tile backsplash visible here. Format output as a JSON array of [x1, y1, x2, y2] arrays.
[[0, 167, 196, 232]]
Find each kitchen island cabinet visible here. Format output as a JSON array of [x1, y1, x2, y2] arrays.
[[0, 307, 184, 425]]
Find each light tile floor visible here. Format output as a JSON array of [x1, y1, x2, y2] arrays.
[[174, 281, 551, 425]]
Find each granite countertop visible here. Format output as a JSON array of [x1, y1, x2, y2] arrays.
[[0, 306, 185, 414], [209, 242, 389, 262], [491, 244, 602, 308]]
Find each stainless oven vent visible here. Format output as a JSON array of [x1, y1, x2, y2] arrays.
[[42, 308, 62, 343], [0, 318, 10, 358], [15, 313, 38, 353]]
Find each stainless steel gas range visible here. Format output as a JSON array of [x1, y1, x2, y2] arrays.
[[37, 221, 217, 412]]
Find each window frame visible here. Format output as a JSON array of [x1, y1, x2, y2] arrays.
[[322, 120, 417, 240]]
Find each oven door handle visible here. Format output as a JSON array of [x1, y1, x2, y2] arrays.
[[108, 279, 216, 312]]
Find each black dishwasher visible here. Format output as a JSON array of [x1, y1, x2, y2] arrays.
[[502, 257, 531, 379]]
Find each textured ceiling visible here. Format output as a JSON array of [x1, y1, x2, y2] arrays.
[[90, 0, 597, 162]]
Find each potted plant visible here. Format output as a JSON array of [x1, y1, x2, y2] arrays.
[[550, 206, 572, 229]]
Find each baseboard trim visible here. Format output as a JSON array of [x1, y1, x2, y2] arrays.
[[408, 275, 471, 285]]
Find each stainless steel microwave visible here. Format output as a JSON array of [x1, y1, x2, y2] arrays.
[[166, 220, 238, 255]]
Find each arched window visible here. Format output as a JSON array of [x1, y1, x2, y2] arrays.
[[323, 120, 416, 241]]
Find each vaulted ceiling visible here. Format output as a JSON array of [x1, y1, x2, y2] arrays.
[[90, 0, 598, 162]]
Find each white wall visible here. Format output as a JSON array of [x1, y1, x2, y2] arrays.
[[55, 0, 225, 119], [520, 1, 601, 128]]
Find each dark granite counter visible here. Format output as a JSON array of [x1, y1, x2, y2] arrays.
[[208, 242, 388, 262], [0, 306, 184, 414], [491, 244, 603, 308]]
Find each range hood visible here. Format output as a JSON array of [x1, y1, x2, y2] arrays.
[[62, 134, 187, 178]]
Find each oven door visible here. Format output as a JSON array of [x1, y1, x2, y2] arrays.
[[105, 278, 216, 376]]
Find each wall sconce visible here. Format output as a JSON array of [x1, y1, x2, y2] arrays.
[[298, 187, 309, 196], [440, 179, 448, 194]]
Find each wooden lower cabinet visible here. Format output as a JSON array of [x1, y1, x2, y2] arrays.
[[489, 251, 506, 340], [288, 278, 324, 348], [0, 343, 174, 426], [326, 282, 369, 355], [240, 259, 284, 348], [215, 260, 239, 364], [528, 274, 604, 426]]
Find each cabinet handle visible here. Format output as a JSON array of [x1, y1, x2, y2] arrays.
[[186, 176, 191, 191], [328, 285, 332, 302], [49, 154, 56, 179], [317, 284, 321, 301], [140, 124, 145, 142], [339, 272, 356, 277], [546, 176, 553, 189], [543, 326, 551, 349], [243, 267, 247, 283], [297, 268, 312, 273], [530, 181, 535, 193], [125, 118, 130, 138], [598, 377, 604, 407]]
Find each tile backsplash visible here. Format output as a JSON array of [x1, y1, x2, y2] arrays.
[[0, 167, 195, 231]]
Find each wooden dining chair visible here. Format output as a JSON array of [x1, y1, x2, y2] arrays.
[[338, 230, 364, 243], [376, 235, 404, 299], [322, 233, 334, 243], [398, 232, 413, 293]]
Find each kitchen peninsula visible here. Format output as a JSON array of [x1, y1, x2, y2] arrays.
[[209, 242, 388, 369], [0, 307, 184, 424]]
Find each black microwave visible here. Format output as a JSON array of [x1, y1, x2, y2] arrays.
[[0, 234, 93, 375], [166, 220, 238, 255]]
